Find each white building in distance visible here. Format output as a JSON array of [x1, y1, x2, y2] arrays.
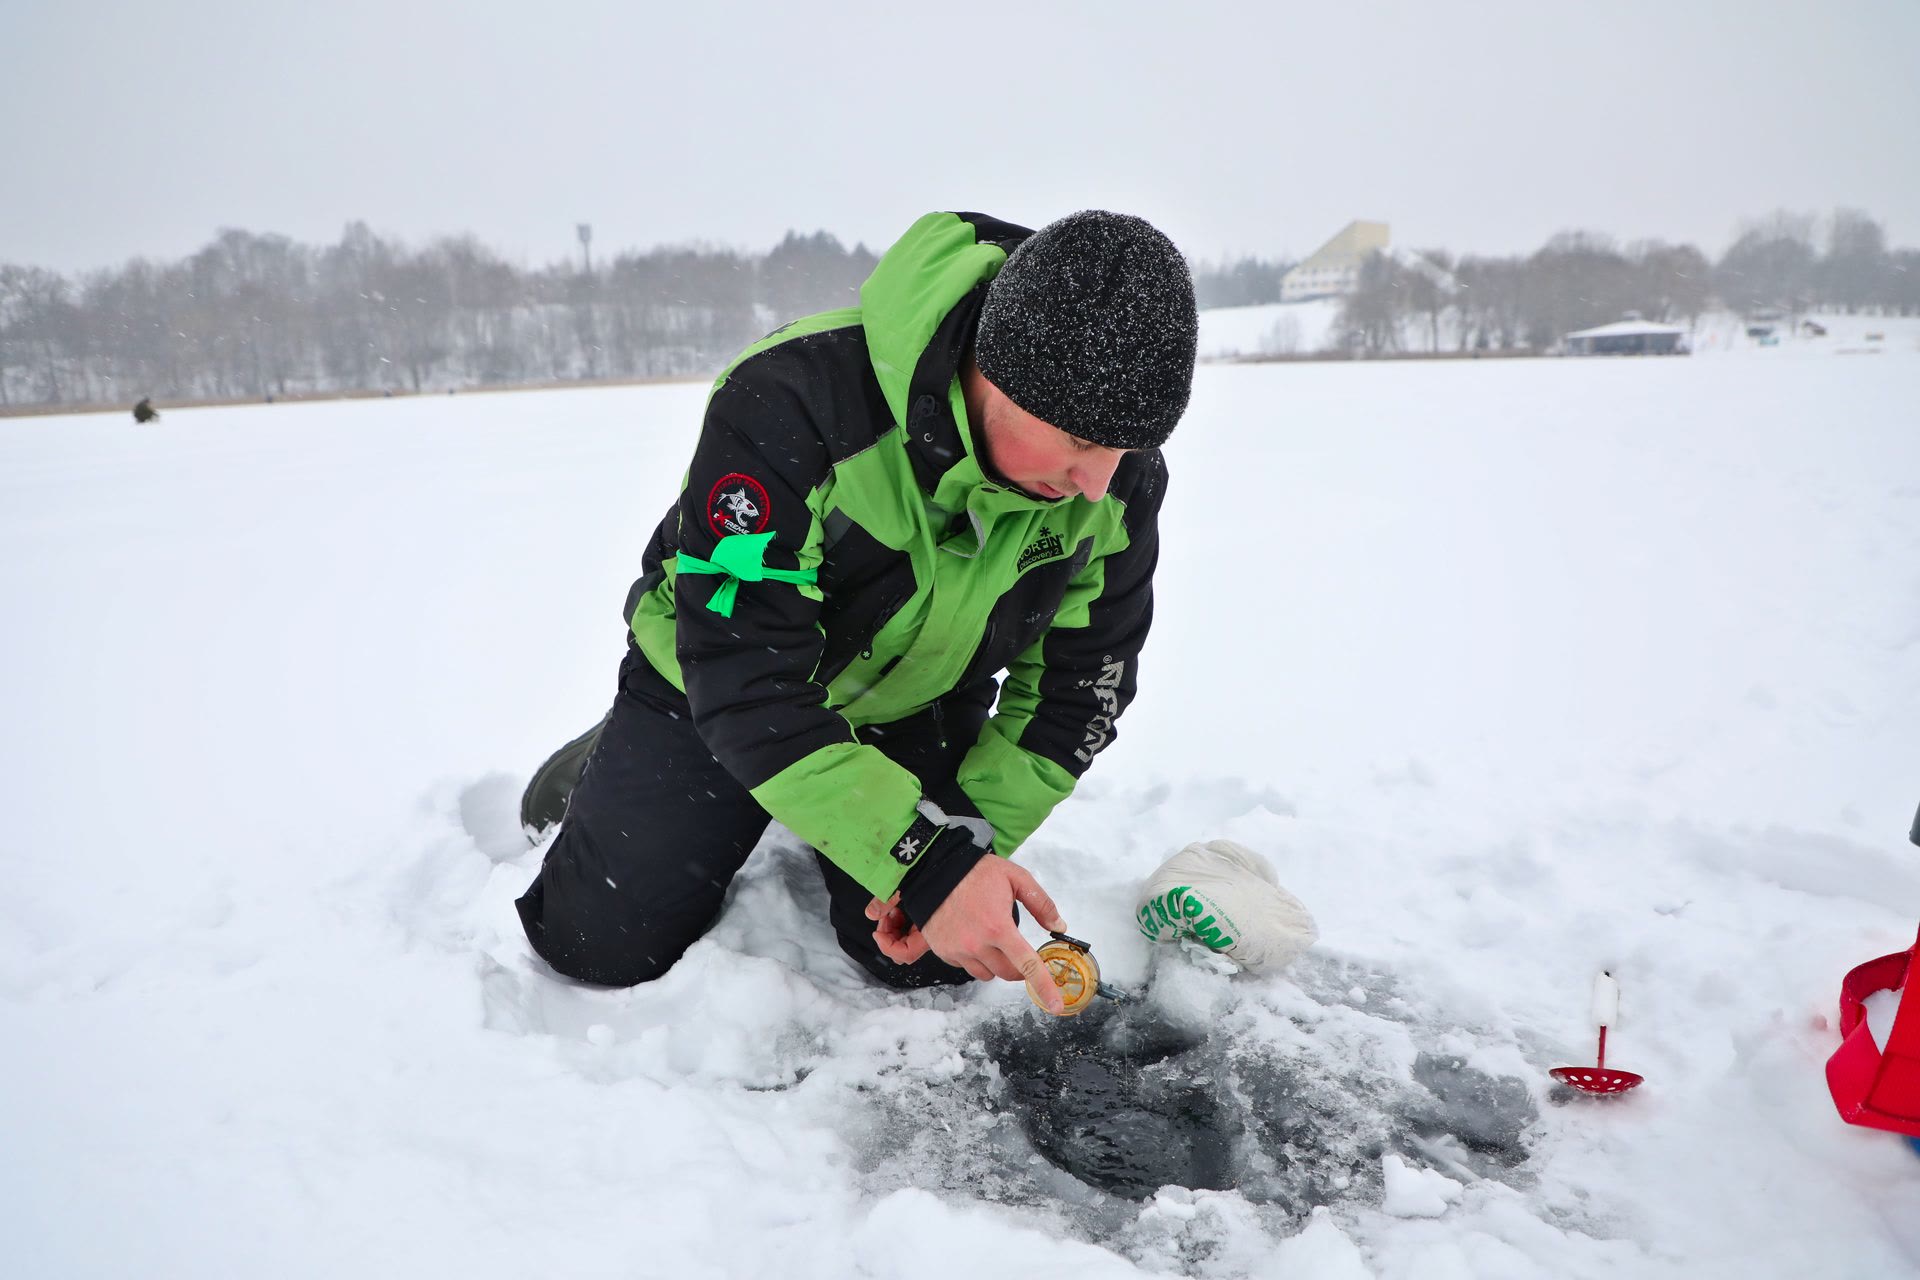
[[1282, 220, 1390, 302], [1562, 317, 1689, 356]]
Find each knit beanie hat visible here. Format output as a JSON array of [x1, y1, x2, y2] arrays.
[[975, 210, 1198, 450]]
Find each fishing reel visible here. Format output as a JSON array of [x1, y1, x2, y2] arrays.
[[1026, 932, 1127, 1017]]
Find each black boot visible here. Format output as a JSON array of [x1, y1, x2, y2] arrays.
[[520, 716, 608, 837]]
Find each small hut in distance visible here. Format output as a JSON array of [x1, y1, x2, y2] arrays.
[[1563, 315, 1688, 356]]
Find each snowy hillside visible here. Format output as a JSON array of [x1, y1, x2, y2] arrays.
[[1197, 299, 1343, 359], [4, 353, 1919, 1277], [1198, 301, 1920, 361]]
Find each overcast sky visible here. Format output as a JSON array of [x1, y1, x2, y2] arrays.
[[5, 0, 1917, 276]]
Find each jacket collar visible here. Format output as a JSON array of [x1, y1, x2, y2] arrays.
[[902, 285, 985, 496], [905, 286, 1070, 523]]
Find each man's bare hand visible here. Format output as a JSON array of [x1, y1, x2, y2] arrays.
[[864, 860, 1069, 1011], [922, 858, 1069, 1013], [864, 892, 931, 966]]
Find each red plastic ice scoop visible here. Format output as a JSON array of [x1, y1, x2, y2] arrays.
[[1551, 971, 1645, 1095], [1826, 925, 1920, 1139]]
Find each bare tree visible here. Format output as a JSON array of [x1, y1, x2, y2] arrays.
[[1716, 210, 1817, 319], [758, 230, 873, 323], [1402, 248, 1455, 353], [1520, 232, 1639, 348], [1192, 256, 1291, 308], [0, 266, 78, 401], [1891, 249, 1920, 316], [1823, 208, 1889, 313], [1336, 252, 1408, 356], [1454, 256, 1525, 352]]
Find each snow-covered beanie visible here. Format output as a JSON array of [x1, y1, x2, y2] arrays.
[[1136, 840, 1319, 974], [975, 210, 1198, 450]]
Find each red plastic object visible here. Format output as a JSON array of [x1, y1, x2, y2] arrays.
[[1826, 925, 1920, 1139], [1551, 1025, 1645, 1095]]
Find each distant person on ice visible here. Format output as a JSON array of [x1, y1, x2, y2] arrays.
[[132, 398, 158, 424], [515, 211, 1197, 1012]]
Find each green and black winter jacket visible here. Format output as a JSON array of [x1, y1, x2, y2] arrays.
[[624, 211, 1167, 912]]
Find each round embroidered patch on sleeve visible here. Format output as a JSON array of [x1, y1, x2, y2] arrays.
[[706, 473, 772, 537]]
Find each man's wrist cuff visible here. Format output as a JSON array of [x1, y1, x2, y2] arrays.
[[897, 835, 990, 928], [886, 810, 943, 869]]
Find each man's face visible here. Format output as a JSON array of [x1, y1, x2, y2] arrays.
[[967, 366, 1131, 503]]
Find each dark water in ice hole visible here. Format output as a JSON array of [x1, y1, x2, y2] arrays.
[[980, 1000, 1539, 1206]]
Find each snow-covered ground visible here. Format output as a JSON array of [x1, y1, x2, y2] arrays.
[[1689, 310, 1920, 357], [4, 352, 1919, 1278]]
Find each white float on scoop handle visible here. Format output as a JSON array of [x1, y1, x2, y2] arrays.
[[1591, 970, 1621, 1028]]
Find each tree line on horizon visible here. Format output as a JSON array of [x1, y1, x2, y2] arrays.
[[1198, 208, 1917, 356], [0, 224, 875, 408], [2, 209, 1913, 407]]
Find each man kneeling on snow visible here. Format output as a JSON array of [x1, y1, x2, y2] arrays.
[[514, 210, 1197, 1012]]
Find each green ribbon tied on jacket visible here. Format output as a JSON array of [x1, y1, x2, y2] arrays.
[[676, 531, 818, 619]]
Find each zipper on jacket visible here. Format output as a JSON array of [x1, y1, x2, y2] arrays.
[[858, 590, 912, 663]]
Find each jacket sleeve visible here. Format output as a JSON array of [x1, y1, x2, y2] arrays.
[[669, 372, 932, 901], [955, 452, 1167, 854]]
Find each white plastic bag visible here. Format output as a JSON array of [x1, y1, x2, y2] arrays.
[[1135, 839, 1318, 973]]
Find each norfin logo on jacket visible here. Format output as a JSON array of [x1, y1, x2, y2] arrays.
[[707, 473, 772, 537], [1073, 659, 1124, 763], [1017, 526, 1065, 572]]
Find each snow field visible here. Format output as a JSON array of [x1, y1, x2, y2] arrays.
[[3, 351, 1918, 1277]]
